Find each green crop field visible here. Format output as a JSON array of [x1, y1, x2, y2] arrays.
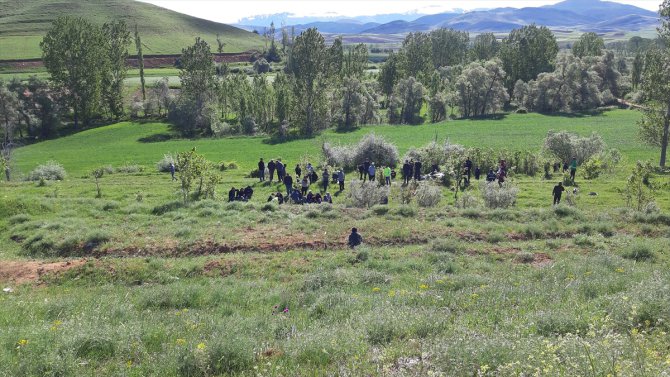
[[0, 0, 264, 60], [2, 109, 670, 376]]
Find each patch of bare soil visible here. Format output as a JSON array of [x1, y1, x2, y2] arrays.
[[0, 259, 87, 284]]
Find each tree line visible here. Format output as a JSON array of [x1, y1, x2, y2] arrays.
[[2, 11, 670, 174]]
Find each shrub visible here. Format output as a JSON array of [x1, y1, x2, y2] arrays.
[[480, 182, 519, 209], [323, 133, 399, 170], [415, 182, 442, 207], [543, 130, 605, 164], [455, 192, 480, 209], [26, 161, 66, 181], [622, 243, 655, 261], [156, 153, 177, 172], [348, 180, 389, 208]]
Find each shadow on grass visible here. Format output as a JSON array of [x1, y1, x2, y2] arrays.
[[138, 133, 177, 143]]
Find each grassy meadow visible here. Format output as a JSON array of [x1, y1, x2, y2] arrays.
[[1, 108, 670, 376]]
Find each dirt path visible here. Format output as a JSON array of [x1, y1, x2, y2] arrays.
[[0, 259, 86, 285]]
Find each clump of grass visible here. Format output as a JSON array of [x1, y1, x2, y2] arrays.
[[260, 203, 277, 212], [151, 201, 184, 215], [115, 164, 143, 173], [73, 337, 116, 361], [522, 224, 544, 239], [486, 232, 505, 244], [622, 243, 655, 262], [101, 201, 120, 211], [516, 252, 535, 263], [371, 205, 389, 215], [392, 205, 416, 217], [554, 204, 582, 218], [8, 214, 30, 225], [429, 238, 462, 254]]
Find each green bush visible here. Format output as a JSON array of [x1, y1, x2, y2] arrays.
[[393, 205, 417, 217], [26, 161, 67, 181], [429, 238, 462, 253]]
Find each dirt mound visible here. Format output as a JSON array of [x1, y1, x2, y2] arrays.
[[0, 259, 86, 285]]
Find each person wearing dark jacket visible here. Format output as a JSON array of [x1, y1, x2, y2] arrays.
[[295, 164, 302, 178], [276, 160, 285, 182], [402, 160, 412, 184], [414, 160, 422, 181], [464, 157, 473, 183], [553, 182, 565, 205], [268, 160, 276, 182], [357, 163, 365, 180], [474, 166, 481, 180], [258, 158, 265, 182], [228, 187, 237, 202], [363, 159, 371, 182], [337, 170, 345, 191], [486, 170, 496, 182], [283, 174, 293, 197], [322, 169, 329, 192], [348, 228, 363, 248], [244, 186, 253, 200]]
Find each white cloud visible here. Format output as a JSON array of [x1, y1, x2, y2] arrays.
[[136, 0, 660, 24]]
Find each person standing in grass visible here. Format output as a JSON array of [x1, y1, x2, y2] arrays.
[[322, 169, 329, 192], [414, 159, 422, 181], [283, 174, 293, 197], [276, 160, 285, 182], [348, 227, 362, 248], [553, 182, 565, 205], [258, 158, 265, 182], [295, 164, 302, 178], [383, 165, 391, 185], [368, 163, 376, 182], [169, 162, 177, 181], [569, 157, 577, 181], [357, 163, 365, 181], [337, 169, 345, 191], [268, 159, 276, 182], [301, 176, 309, 196], [403, 160, 412, 184]]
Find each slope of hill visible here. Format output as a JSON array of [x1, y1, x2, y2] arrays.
[[0, 0, 264, 60]]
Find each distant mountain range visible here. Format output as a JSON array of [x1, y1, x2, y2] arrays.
[[237, 0, 659, 35]]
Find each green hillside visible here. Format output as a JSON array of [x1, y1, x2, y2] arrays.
[[0, 0, 264, 60]]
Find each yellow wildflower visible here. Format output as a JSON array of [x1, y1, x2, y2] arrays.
[[176, 338, 187, 346], [197, 342, 206, 350]]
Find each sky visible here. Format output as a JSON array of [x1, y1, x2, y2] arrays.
[[136, 0, 661, 24]]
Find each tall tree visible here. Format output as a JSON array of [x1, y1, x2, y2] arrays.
[[455, 60, 508, 118], [639, 49, 670, 167], [134, 25, 146, 101], [378, 51, 399, 107], [343, 43, 368, 79], [216, 33, 226, 54], [631, 52, 644, 91], [429, 28, 469, 68], [285, 28, 330, 136], [41, 16, 105, 128], [102, 20, 131, 119], [499, 25, 559, 94], [572, 32, 605, 58], [637, 0, 670, 168], [399, 32, 432, 83], [470, 33, 500, 61]]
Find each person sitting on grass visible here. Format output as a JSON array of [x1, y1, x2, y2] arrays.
[[290, 187, 303, 204], [228, 187, 237, 202], [306, 190, 314, 204], [486, 169, 496, 182], [348, 227, 363, 248], [276, 192, 284, 204], [324, 192, 333, 204], [315, 192, 323, 204]]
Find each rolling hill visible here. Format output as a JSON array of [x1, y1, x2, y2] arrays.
[[0, 0, 264, 60]]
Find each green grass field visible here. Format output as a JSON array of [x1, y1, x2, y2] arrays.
[[2, 109, 670, 376], [0, 0, 264, 60]]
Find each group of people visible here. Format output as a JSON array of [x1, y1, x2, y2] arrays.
[[357, 160, 396, 185], [258, 158, 346, 200], [228, 186, 254, 202]]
